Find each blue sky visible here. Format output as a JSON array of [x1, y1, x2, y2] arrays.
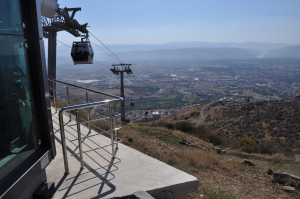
[[57, 0, 300, 45]]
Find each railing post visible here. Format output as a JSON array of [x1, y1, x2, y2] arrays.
[[114, 102, 118, 149], [86, 92, 91, 133], [67, 86, 71, 121], [59, 111, 69, 174], [76, 111, 84, 169], [109, 106, 115, 158], [53, 81, 57, 113]]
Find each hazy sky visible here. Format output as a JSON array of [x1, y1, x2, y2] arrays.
[[56, 0, 300, 45]]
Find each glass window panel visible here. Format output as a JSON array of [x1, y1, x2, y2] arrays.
[[0, 34, 41, 182], [0, 0, 23, 35]]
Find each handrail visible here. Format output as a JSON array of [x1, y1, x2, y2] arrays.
[[48, 78, 121, 99], [59, 98, 123, 113], [58, 99, 123, 174], [48, 78, 123, 174]]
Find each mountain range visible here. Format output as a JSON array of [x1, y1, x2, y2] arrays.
[[55, 41, 300, 62]]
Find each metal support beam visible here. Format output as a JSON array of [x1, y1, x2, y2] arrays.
[[86, 92, 91, 133], [109, 106, 115, 158], [120, 72, 125, 121], [76, 111, 84, 169], [110, 63, 132, 122], [48, 30, 57, 98]]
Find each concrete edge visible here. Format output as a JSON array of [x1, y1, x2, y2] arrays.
[[109, 190, 154, 199], [147, 178, 199, 199]]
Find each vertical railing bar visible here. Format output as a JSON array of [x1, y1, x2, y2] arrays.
[[109, 106, 115, 158], [51, 79, 124, 174], [76, 111, 84, 169], [59, 111, 69, 174], [114, 102, 118, 149], [67, 86, 71, 121], [53, 81, 57, 113], [86, 91, 91, 133]]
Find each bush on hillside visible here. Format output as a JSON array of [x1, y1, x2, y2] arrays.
[[192, 126, 210, 141], [127, 137, 134, 143], [156, 120, 174, 129], [208, 133, 224, 146], [165, 123, 174, 129], [190, 111, 200, 117], [241, 145, 254, 153], [157, 120, 168, 127], [257, 142, 275, 155], [174, 121, 194, 132], [238, 138, 255, 148]]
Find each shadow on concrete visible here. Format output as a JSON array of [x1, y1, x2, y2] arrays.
[[62, 169, 83, 199], [52, 122, 120, 198], [52, 173, 68, 194]]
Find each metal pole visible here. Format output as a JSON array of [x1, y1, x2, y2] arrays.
[[53, 81, 57, 113], [109, 106, 115, 158], [67, 86, 71, 121], [86, 91, 91, 133], [59, 112, 69, 174], [120, 72, 125, 122], [76, 111, 84, 169], [114, 102, 118, 149]]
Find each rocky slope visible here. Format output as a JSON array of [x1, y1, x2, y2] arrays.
[[173, 99, 300, 153]]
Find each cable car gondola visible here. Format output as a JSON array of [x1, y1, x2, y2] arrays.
[[130, 98, 135, 107], [71, 38, 94, 65]]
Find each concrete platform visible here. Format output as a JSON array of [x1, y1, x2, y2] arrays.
[[46, 108, 199, 199]]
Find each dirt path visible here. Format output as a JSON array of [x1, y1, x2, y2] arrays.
[[195, 104, 218, 126]]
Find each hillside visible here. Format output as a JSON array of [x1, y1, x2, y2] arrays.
[[107, 48, 261, 61], [119, 124, 300, 198], [173, 99, 300, 154], [267, 46, 300, 58], [120, 99, 300, 198]]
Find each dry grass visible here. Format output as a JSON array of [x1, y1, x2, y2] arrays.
[[119, 124, 300, 199]]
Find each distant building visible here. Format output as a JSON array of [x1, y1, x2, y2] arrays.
[[296, 92, 300, 100]]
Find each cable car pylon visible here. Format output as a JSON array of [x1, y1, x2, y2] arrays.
[[110, 63, 132, 122], [42, 6, 92, 97]]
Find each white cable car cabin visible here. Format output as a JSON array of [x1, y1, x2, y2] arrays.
[[71, 39, 94, 65]]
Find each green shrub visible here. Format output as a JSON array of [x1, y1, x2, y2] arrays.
[[192, 126, 210, 141], [208, 133, 224, 146], [238, 138, 255, 148], [241, 144, 254, 153], [174, 121, 194, 132], [127, 137, 134, 143], [165, 123, 174, 129], [190, 111, 200, 117], [258, 143, 275, 155], [157, 120, 168, 127]]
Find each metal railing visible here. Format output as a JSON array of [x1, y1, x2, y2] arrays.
[[48, 78, 124, 174]]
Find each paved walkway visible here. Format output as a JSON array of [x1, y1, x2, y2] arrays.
[[46, 108, 199, 199]]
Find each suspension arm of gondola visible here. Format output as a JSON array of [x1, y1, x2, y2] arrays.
[[42, 5, 91, 97]]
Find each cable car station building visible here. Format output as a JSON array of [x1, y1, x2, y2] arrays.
[[0, 1, 198, 198], [0, 0, 56, 198]]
